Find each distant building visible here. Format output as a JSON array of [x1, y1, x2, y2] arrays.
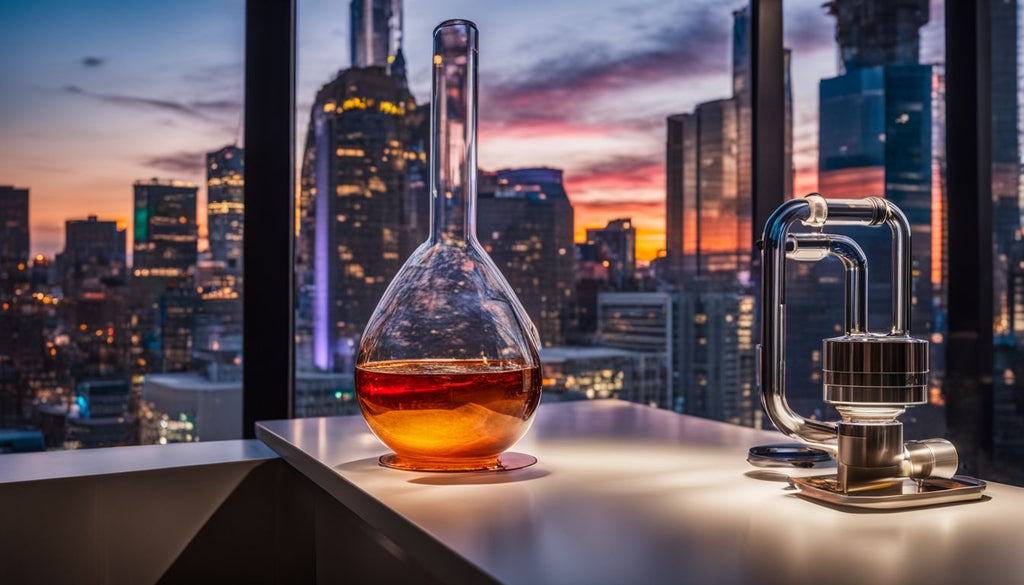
[[0, 186, 29, 290], [206, 146, 245, 278], [66, 379, 136, 449], [60, 216, 126, 295], [825, 0, 929, 72], [597, 292, 677, 410], [665, 5, 793, 287], [298, 64, 421, 373], [585, 219, 636, 291], [991, 0, 1021, 339], [478, 168, 575, 347], [144, 372, 241, 443], [128, 179, 198, 374], [294, 370, 358, 417], [349, 0, 402, 69], [572, 242, 610, 336], [75, 379, 131, 419], [678, 286, 757, 427], [132, 179, 198, 278], [539, 346, 667, 408]]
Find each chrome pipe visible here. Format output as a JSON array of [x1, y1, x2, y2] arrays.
[[787, 233, 867, 335], [801, 194, 911, 334], [760, 199, 838, 452]]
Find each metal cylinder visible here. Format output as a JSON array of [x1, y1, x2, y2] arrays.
[[823, 334, 928, 406], [904, 439, 959, 479], [837, 421, 904, 492]]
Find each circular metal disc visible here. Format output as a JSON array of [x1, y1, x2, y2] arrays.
[[747, 443, 833, 468]]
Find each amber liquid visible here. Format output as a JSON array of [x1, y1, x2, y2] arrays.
[[356, 359, 541, 469]]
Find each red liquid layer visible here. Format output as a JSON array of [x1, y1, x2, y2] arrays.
[[356, 359, 541, 469]]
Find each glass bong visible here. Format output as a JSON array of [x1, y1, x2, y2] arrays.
[[355, 20, 542, 472], [750, 194, 986, 508]]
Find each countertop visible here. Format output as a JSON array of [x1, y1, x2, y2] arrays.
[[256, 400, 1024, 585]]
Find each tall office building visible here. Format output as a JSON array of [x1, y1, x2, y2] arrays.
[[206, 146, 244, 278], [60, 216, 127, 377], [585, 219, 636, 291], [597, 292, 677, 410], [60, 216, 126, 294], [0, 186, 29, 289], [992, 0, 1021, 339], [350, 0, 402, 69], [678, 285, 757, 427], [128, 180, 198, 373], [670, 99, 742, 282], [665, 5, 793, 287], [298, 64, 420, 372], [825, 0, 929, 72], [817, 2, 934, 330], [132, 180, 198, 278], [477, 168, 575, 347]]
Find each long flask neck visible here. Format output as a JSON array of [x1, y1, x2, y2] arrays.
[[429, 20, 478, 246]]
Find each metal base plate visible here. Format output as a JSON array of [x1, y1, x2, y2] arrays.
[[791, 474, 986, 509]]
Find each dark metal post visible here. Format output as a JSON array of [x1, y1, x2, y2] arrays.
[[750, 0, 785, 423], [945, 0, 993, 476], [751, 0, 785, 241], [243, 0, 296, 435]]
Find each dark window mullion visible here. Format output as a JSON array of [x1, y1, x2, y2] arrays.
[[243, 0, 296, 436]]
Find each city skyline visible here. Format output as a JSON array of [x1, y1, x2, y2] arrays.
[[1, 0, 944, 262]]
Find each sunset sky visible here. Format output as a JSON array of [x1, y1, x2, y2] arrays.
[[0, 0, 944, 262]]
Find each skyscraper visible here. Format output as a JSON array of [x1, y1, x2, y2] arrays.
[[991, 0, 1021, 339], [825, 0, 929, 72], [477, 168, 575, 347], [132, 180, 198, 278], [678, 284, 757, 426], [349, 0, 402, 69], [665, 5, 793, 287], [818, 2, 933, 332], [60, 216, 126, 293], [128, 179, 198, 373], [60, 216, 127, 377], [206, 146, 244, 278], [298, 65, 420, 372], [0, 186, 29, 289]]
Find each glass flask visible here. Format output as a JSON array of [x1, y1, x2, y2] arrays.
[[355, 19, 542, 472]]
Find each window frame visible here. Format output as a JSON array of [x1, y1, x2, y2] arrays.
[[240, 0, 999, 476]]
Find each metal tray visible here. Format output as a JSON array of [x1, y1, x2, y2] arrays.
[[791, 474, 986, 509]]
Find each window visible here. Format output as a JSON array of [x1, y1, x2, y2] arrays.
[[292, 1, 738, 416], [780, 0, 948, 432], [0, 0, 245, 451], [990, 0, 1024, 484]]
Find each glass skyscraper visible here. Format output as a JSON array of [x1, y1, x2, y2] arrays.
[[477, 168, 575, 347], [206, 146, 244, 278], [128, 180, 198, 373], [298, 66, 421, 373], [665, 4, 793, 287], [349, 0, 402, 69], [0, 186, 30, 293]]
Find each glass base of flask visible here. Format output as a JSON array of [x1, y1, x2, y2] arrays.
[[378, 452, 537, 472]]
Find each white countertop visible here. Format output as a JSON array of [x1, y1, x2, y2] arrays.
[[256, 400, 1024, 585]]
